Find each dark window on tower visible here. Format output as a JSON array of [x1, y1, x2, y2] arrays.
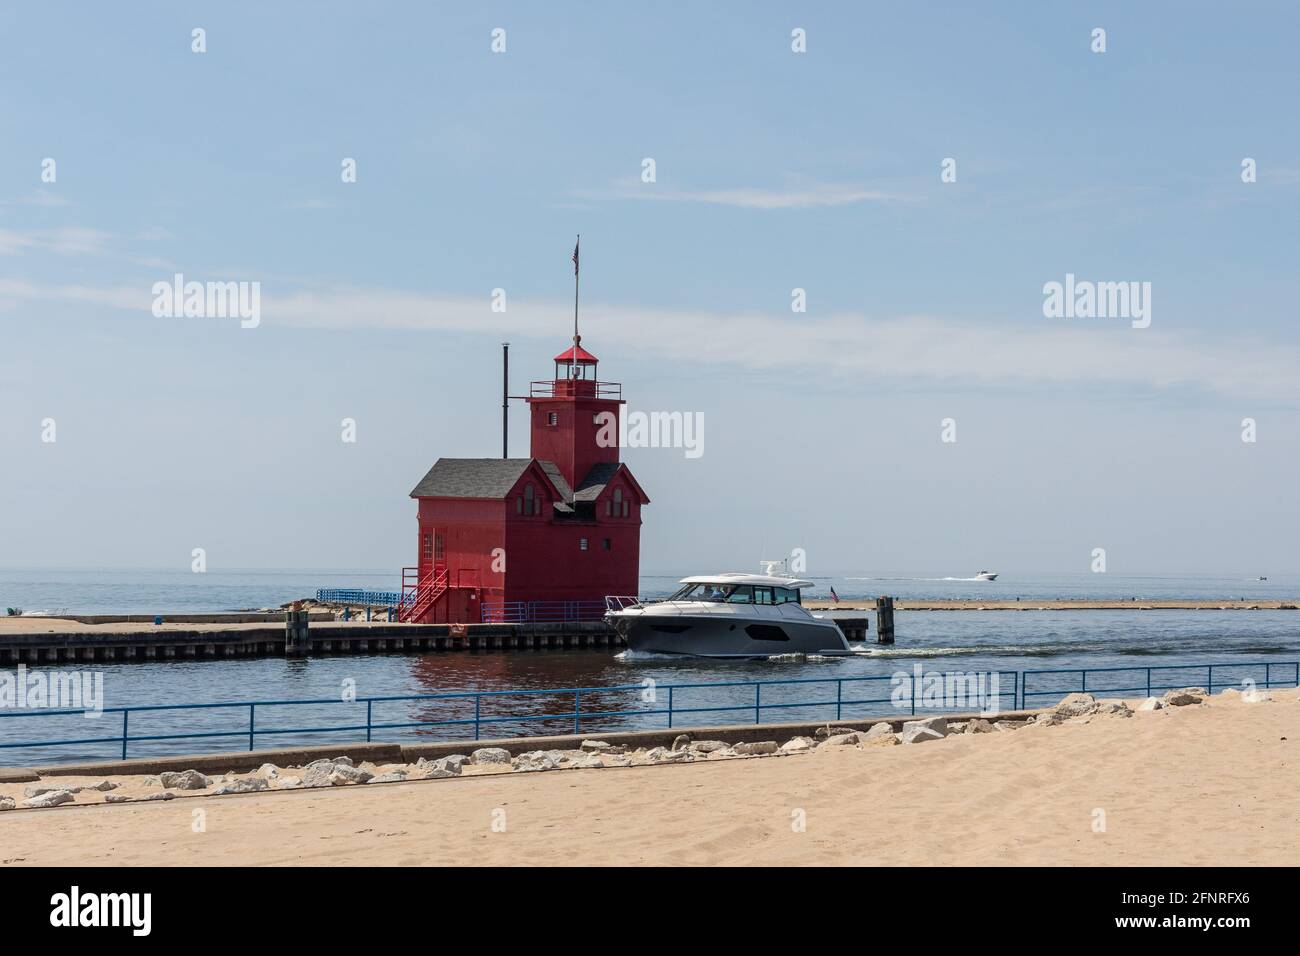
[[422, 534, 432, 559], [547, 412, 558, 426], [524, 483, 541, 516], [611, 487, 623, 518], [434, 533, 445, 561], [603, 538, 612, 551], [579, 538, 589, 551]]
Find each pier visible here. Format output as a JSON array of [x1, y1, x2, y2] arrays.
[[0, 617, 624, 664], [0, 613, 873, 663]]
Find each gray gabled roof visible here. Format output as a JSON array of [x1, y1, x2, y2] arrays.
[[573, 462, 622, 502], [538, 461, 574, 503], [410, 458, 539, 499]]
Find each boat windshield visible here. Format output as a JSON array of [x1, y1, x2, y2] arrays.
[[667, 584, 802, 605]]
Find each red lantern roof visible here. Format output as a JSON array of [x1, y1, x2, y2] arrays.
[[553, 343, 599, 364]]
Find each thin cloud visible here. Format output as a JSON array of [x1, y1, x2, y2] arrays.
[[0, 226, 114, 256], [577, 180, 908, 209], [4, 278, 1292, 402]]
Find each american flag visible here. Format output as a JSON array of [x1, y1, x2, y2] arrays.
[[829, 586, 840, 603], [572, 238, 579, 275]]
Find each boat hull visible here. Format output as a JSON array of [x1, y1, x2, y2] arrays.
[[612, 611, 849, 658]]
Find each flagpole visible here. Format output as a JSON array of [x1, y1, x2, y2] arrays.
[[573, 234, 580, 349]]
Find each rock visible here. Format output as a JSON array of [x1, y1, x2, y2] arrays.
[[305, 755, 353, 770], [671, 734, 691, 751], [328, 765, 373, 786], [1161, 689, 1204, 706], [1054, 693, 1099, 718], [572, 755, 604, 769], [817, 733, 859, 749], [779, 736, 816, 753], [1242, 690, 1273, 704], [635, 747, 689, 764], [579, 740, 611, 753], [1029, 713, 1061, 727], [417, 757, 463, 778], [1137, 697, 1164, 711], [965, 718, 994, 734], [863, 731, 899, 748], [512, 753, 557, 772], [1094, 701, 1133, 718], [687, 739, 730, 753], [816, 725, 861, 739], [732, 740, 779, 756], [993, 720, 1024, 732], [104, 794, 132, 804], [865, 722, 896, 739], [275, 776, 303, 789], [367, 771, 408, 784], [159, 770, 211, 791], [900, 721, 946, 745], [301, 765, 335, 788], [145, 792, 175, 801], [254, 763, 280, 779], [0, 796, 15, 811], [86, 780, 118, 792], [1219, 687, 1241, 698], [606, 755, 632, 766], [24, 784, 83, 798], [212, 777, 270, 795], [705, 748, 737, 759], [947, 721, 967, 733], [469, 747, 511, 765], [24, 790, 75, 808]]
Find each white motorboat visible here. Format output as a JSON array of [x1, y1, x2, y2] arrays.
[[605, 573, 851, 658], [975, 570, 998, 581]]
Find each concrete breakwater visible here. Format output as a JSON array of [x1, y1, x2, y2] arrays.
[[809, 598, 1300, 611]]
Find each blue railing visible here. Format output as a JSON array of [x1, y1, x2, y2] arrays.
[[1, 661, 1295, 766], [315, 588, 402, 606], [481, 600, 606, 623], [1020, 661, 1300, 704]]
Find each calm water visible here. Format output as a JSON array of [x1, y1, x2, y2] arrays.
[[1, 568, 1296, 615], [2, 569, 1298, 765]]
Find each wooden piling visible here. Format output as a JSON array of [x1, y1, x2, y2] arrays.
[[875, 596, 895, 644]]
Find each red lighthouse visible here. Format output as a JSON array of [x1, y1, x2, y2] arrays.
[[401, 334, 650, 624]]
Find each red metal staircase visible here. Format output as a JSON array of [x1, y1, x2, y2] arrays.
[[398, 566, 448, 623]]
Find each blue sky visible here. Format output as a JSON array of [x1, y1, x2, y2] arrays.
[[2, 2, 1298, 576]]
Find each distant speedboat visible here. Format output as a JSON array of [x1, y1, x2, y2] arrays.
[[1259, 576, 1268, 581], [605, 573, 851, 659], [975, 570, 998, 581]]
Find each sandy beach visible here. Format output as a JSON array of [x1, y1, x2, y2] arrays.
[[2, 689, 1297, 866]]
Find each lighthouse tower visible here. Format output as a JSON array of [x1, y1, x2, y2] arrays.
[[525, 335, 623, 490]]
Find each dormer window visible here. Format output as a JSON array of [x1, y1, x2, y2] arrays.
[[518, 482, 542, 516], [547, 412, 558, 426], [607, 487, 628, 518]]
